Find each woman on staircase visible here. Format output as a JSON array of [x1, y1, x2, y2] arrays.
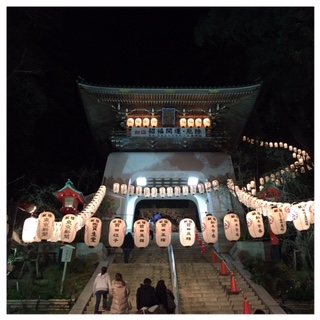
[[110, 273, 131, 314], [155, 279, 176, 314]]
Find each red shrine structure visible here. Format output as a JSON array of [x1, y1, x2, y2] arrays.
[[53, 179, 86, 215]]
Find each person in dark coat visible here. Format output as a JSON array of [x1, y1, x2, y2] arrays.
[[136, 278, 158, 311], [155, 279, 175, 314], [121, 232, 134, 263]]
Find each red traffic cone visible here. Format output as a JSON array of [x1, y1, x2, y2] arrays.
[[211, 251, 217, 263], [201, 243, 207, 253], [243, 295, 251, 314], [229, 272, 239, 294], [220, 260, 228, 276]]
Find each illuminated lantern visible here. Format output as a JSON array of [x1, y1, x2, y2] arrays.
[[190, 185, 197, 195], [151, 187, 158, 198], [201, 215, 218, 244], [305, 200, 315, 224], [136, 186, 142, 197], [187, 118, 194, 128], [223, 213, 241, 241], [174, 186, 181, 197], [151, 118, 158, 127], [113, 183, 120, 194], [155, 218, 172, 248], [203, 118, 211, 128], [269, 142, 273, 148], [159, 187, 166, 198], [195, 118, 202, 128], [205, 181, 212, 192], [85, 217, 102, 247], [259, 177, 265, 186], [267, 207, 287, 235], [180, 118, 187, 128], [167, 187, 173, 198], [22, 217, 39, 243], [282, 203, 292, 221], [212, 180, 220, 191], [127, 118, 134, 128], [274, 142, 278, 148], [179, 218, 196, 247], [134, 219, 149, 248], [246, 211, 265, 238], [135, 118, 142, 127], [144, 187, 150, 198], [120, 184, 127, 195], [182, 186, 189, 196], [37, 211, 55, 241], [61, 214, 78, 243], [108, 218, 126, 247], [290, 202, 310, 231], [143, 118, 150, 127], [129, 185, 135, 196], [48, 221, 62, 242], [198, 183, 205, 194]]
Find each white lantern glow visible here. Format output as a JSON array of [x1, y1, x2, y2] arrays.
[[151, 187, 158, 198], [187, 118, 194, 128], [167, 187, 173, 198], [180, 118, 187, 128], [22, 217, 39, 243], [160, 187, 166, 198], [144, 187, 150, 198], [195, 118, 202, 128], [268, 207, 287, 235], [134, 219, 149, 248], [174, 186, 181, 197], [143, 118, 150, 127], [135, 118, 142, 127], [155, 218, 172, 248], [182, 185, 189, 196], [151, 118, 158, 127], [136, 186, 142, 197], [61, 214, 78, 243], [223, 213, 241, 241], [109, 218, 126, 247], [246, 211, 265, 238], [85, 217, 102, 247], [129, 185, 135, 196], [202, 215, 218, 244], [113, 183, 120, 194], [120, 184, 127, 195], [179, 218, 196, 247], [37, 211, 55, 241], [203, 118, 211, 128], [127, 118, 134, 128]]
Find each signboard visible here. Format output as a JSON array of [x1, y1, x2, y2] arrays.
[[61, 244, 75, 262], [131, 127, 206, 138]]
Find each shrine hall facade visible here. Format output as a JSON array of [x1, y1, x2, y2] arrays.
[[77, 79, 261, 249]]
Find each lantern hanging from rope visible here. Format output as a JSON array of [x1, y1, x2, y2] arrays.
[[37, 211, 55, 241], [201, 215, 218, 244], [85, 217, 102, 247], [167, 186, 173, 198], [246, 211, 265, 238], [155, 218, 172, 248], [113, 183, 120, 194], [144, 187, 150, 198], [120, 184, 127, 195], [179, 218, 196, 247], [22, 216, 40, 243], [223, 213, 241, 241], [267, 207, 287, 235], [108, 218, 126, 247], [133, 219, 149, 248], [61, 214, 78, 243], [290, 202, 310, 231], [48, 221, 62, 242]]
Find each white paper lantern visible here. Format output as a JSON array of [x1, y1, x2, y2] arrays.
[[85, 217, 102, 247], [134, 219, 149, 248], [179, 218, 196, 247], [155, 218, 172, 248], [205, 181, 212, 192], [48, 222, 62, 242], [180, 118, 186, 128], [195, 118, 202, 128], [268, 207, 287, 235], [143, 118, 150, 127], [127, 118, 134, 128], [201, 215, 218, 244], [108, 218, 126, 247], [61, 214, 78, 243], [187, 118, 194, 128], [151, 187, 158, 198], [37, 211, 55, 241], [167, 186, 173, 198], [290, 202, 310, 231], [151, 118, 158, 127], [223, 213, 241, 241], [22, 217, 39, 243], [159, 187, 166, 198], [136, 186, 142, 197], [135, 118, 142, 127], [182, 185, 189, 196], [174, 186, 181, 197], [129, 185, 135, 196], [246, 211, 265, 238], [144, 187, 150, 198], [113, 183, 120, 194], [190, 185, 197, 195], [198, 183, 205, 194], [305, 200, 314, 224], [121, 184, 127, 195]]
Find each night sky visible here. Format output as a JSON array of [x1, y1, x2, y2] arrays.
[[6, 6, 315, 199]]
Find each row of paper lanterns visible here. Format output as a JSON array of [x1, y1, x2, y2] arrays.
[[242, 136, 313, 195], [226, 179, 314, 232], [113, 180, 220, 197], [21, 185, 106, 247], [126, 117, 211, 128]]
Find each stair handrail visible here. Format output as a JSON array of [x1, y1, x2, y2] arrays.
[[167, 244, 181, 314]]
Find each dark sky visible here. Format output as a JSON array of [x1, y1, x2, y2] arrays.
[[6, 6, 316, 197]]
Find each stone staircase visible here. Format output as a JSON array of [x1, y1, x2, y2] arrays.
[[83, 233, 271, 314]]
